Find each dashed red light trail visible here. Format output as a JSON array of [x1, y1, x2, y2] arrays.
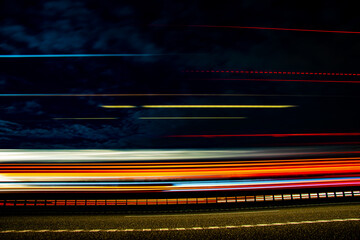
[[184, 70, 360, 76], [200, 78, 360, 83]]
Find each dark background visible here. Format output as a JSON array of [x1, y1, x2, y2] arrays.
[[0, 0, 359, 148]]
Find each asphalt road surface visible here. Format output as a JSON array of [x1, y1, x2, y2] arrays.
[[1, 203, 360, 240]]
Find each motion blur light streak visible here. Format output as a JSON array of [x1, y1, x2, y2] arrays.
[[184, 70, 360, 76], [1, 178, 359, 193], [1, 149, 358, 162], [100, 105, 136, 108], [155, 24, 360, 34], [53, 118, 118, 120], [139, 117, 246, 120], [201, 78, 360, 84], [271, 142, 360, 146], [141, 105, 296, 108], [168, 133, 360, 138], [101, 105, 296, 109], [0, 149, 359, 193], [0, 54, 165, 58], [0, 93, 346, 97]]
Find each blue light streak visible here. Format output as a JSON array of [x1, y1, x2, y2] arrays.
[[0, 54, 164, 58], [2, 177, 358, 187]]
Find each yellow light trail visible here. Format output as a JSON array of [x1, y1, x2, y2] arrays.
[[100, 105, 296, 109], [141, 105, 296, 108], [53, 118, 118, 120], [139, 117, 246, 119], [101, 105, 136, 108]]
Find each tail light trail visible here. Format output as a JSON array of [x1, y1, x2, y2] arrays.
[[1, 149, 359, 193], [184, 70, 360, 76], [153, 24, 360, 34]]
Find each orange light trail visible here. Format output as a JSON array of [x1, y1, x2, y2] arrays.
[[2, 158, 360, 169], [1, 150, 359, 193], [1, 157, 360, 192]]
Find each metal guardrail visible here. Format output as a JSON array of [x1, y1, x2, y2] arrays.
[[1, 190, 359, 207]]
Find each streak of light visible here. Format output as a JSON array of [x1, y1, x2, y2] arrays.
[[139, 117, 246, 120], [164, 24, 360, 34], [100, 105, 136, 108], [184, 70, 360, 76], [141, 105, 296, 108], [202, 78, 360, 83], [1, 149, 359, 163], [270, 142, 360, 146], [53, 118, 118, 120], [1, 175, 360, 192], [3, 164, 359, 173], [168, 133, 360, 138], [0, 54, 164, 58], [0, 160, 358, 169], [0, 93, 326, 97], [2, 158, 360, 169]]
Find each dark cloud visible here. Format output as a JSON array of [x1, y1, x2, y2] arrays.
[[0, 121, 142, 148], [5, 101, 44, 116], [0, 0, 161, 54]]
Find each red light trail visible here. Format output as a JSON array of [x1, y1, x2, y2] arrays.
[[184, 70, 360, 76], [155, 24, 360, 34], [200, 78, 360, 83], [167, 133, 360, 138], [269, 142, 360, 146]]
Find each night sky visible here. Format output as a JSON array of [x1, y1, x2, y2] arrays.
[[0, 0, 360, 149]]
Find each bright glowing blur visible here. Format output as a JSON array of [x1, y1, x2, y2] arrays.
[[0, 148, 359, 193]]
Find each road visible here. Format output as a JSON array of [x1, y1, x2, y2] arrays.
[[1, 203, 359, 239]]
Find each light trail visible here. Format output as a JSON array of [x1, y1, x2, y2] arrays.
[[202, 78, 360, 83], [271, 142, 360, 146], [1, 149, 360, 193], [184, 70, 360, 76], [1, 157, 360, 192], [100, 105, 296, 109], [139, 117, 246, 120], [141, 105, 296, 108], [0, 93, 324, 97], [167, 133, 360, 138], [101, 105, 136, 108], [0, 54, 164, 58], [53, 118, 118, 120], [163, 24, 360, 34], [3, 158, 360, 169], [1, 149, 357, 162]]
